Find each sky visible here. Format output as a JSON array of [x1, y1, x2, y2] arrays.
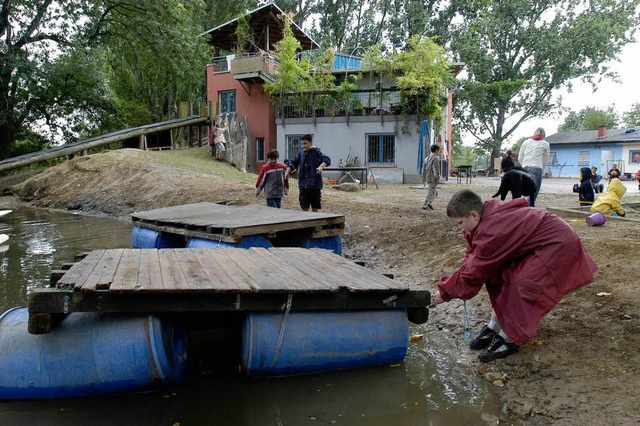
[[502, 38, 640, 147]]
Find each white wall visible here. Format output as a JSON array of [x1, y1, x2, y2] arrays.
[[276, 115, 423, 183]]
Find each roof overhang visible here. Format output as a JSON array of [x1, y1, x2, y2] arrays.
[[200, 3, 319, 53]]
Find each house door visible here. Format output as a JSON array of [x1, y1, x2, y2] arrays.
[[601, 150, 614, 171]]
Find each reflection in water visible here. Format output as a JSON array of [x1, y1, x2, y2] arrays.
[[0, 208, 512, 425]]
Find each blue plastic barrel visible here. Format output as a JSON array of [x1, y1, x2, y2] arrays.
[[187, 234, 273, 249], [131, 226, 186, 248], [299, 235, 343, 254], [0, 307, 188, 400], [241, 309, 408, 377]]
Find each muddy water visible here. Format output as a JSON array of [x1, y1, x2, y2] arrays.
[[0, 208, 512, 425]]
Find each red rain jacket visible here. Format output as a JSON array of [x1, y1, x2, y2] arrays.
[[438, 198, 597, 345]]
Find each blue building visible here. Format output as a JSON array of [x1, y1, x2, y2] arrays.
[[546, 126, 640, 178]]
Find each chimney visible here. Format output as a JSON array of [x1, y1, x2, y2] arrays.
[[597, 125, 607, 138]]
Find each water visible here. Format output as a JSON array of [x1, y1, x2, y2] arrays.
[[0, 208, 509, 425]]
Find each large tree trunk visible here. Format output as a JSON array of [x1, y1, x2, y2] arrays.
[[0, 124, 16, 160]]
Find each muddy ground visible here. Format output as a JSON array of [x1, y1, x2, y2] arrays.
[[2, 148, 639, 425]]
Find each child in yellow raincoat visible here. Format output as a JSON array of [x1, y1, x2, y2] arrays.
[[590, 178, 626, 217]]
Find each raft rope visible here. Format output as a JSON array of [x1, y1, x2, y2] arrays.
[[462, 300, 473, 343], [269, 293, 293, 371]]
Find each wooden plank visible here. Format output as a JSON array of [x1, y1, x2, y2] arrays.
[[267, 248, 343, 291], [58, 250, 106, 289], [293, 249, 392, 291], [210, 249, 260, 291], [172, 249, 219, 291], [137, 249, 163, 291], [222, 249, 284, 291], [249, 248, 319, 291], [78, 249, 124, 291], [313, 249, 402, 290], [157, 249, 190, 291], [28, 288, 431, 320], [188, 249, 241, 291], [109, 249, 142, 292]]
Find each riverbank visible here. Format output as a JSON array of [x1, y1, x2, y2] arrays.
[[1, 147, 639, 425]]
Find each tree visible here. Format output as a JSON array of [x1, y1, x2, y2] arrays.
[[558, 106, 619, 132], [0, 0, 211, 157], [450, 0, 640, 161], [622, 103, 640, 128]]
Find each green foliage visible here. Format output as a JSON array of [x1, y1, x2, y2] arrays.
[[451, 0, 640, 159], [9, 129, 51, 157], [234, 15, 255, 54], [263, 14, 313, 95], [0, 0, 211, 159], [559, 106, 619, 132], [395, 36, 453, 121], [622, 103, 640, 128]]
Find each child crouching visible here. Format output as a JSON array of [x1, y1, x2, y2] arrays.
[[430, 190, 597, 362]]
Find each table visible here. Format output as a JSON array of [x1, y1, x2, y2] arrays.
[[456, 165, 473, 184], [324, 167, 378, 189]]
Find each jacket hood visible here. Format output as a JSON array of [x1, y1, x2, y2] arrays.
[[607, 178, 627, 198], [579, 167, 592, 182]]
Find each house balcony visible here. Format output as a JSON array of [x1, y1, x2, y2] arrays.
[[230, 54, 278, 83], [274, 89, 418, 120], [209, 54, 278, 83]]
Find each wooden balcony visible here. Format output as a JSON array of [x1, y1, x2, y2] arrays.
[[230, 55, 277, 83]]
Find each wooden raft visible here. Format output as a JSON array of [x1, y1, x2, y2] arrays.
[[28, 248, 430, 334], [130, 203, 345, 243]]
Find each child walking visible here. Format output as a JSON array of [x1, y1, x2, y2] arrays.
[[430, 190, 597, 362], [421, 144, 441, 211], [256, 149, 289, 208]]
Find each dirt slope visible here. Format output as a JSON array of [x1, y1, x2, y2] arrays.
[[3, 148, 640, 425]]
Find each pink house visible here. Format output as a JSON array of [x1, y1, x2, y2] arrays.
[[202, 3, 317, 172]]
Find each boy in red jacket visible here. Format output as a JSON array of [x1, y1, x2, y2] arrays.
[[256, 149, 289, 208], [431, 190, 597, 362]]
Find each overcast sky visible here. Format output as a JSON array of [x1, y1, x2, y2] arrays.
[[504, 37, 640, 146]]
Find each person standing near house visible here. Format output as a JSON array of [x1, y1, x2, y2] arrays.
[[519, 127, 550, 206], [421, 144, 441, 210], [208, 123, 217, 157], [214, 118, 228, 161], [285, 134, 331, 212], [256, 149, 289, 208]]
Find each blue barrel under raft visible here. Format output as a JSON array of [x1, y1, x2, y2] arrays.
[[0, 307, 188, 400], [241, 309, 408, 377], [131, 226, 186, 248], [187, 234, 273, 249]]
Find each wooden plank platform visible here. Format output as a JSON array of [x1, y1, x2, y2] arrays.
[[29, 248, 430, 333], [130, 203, 345, 242]]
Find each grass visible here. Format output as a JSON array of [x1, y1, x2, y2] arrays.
[[152, 146, 256, 184]]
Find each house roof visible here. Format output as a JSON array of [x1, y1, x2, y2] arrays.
[[200, 2, 319, 53], [547, 128, 640, 145]]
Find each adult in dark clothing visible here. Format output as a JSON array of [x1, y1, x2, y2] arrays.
[[573, 167, 595, 206], [285, 134, 331, 212], [501, 150, 515, 174]]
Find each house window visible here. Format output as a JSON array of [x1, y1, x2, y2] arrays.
[[219, 90, 236, 114], [285, 134, 306, 161], [577, 151, 590, 166], [256, 137, 265, 162], [549, 151, 558, 165], [367, 133, 395, 165]]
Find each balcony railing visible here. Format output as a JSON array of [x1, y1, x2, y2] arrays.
[[210, 54, 278, 78], [274, 89, 417, 119]]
